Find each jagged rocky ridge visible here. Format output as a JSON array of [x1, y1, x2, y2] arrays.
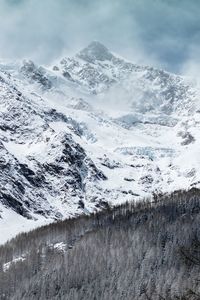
[[0, 42, 200, 242], [0, 69, 108, 238]]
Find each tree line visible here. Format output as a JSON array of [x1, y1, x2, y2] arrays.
[[1, 188, 200, 299]]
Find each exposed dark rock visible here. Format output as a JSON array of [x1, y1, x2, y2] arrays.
[[180, 132, 195, 145], [13, 180, 26, 195], [20, 60, 52, 89], [124, 177, 135, 182], [77, 41, 114, 63], [43, 163, 64, 175], [139, 175, 154, 185], [52, 66, 59, 71], [63, 71, 73, 80], [0, 192, 30, 218], [78, 200, 85, 209]]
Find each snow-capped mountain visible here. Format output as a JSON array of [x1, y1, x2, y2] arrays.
[[0, 41, 200, 243]]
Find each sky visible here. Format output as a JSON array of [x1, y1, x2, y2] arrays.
[[0, 0, 200, 75]]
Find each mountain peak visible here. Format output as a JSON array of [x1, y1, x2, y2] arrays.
[[77, 41, 113, 62]]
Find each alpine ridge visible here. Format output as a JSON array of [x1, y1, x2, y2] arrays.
[[0, 42, 200, 243]]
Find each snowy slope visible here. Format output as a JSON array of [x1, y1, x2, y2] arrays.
[[0, 41, 200, 243]]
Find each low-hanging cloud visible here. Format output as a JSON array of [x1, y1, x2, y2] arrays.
[[0, 0, 200, 74]]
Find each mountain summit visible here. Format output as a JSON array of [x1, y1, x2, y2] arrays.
[[77, 41, 114, 62], [0, 43, 199, 243]]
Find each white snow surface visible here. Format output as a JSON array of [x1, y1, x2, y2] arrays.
[[0, 41, 200, 244]]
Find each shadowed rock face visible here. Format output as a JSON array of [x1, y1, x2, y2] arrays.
[[77, 41, 114, 62], [0, 70, 108, 222], [20, 60, 52, 89]]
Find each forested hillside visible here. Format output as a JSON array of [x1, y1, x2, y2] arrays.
[[1, 189, 200, 299]]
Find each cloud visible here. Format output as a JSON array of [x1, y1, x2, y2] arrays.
[[181, 45, 200, 80], [0, 0, 199, 74]]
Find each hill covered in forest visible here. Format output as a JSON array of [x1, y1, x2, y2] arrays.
[[1, 188, 200, 299]]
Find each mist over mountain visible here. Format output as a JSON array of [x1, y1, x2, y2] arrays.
[[1, 1, 200, 299], [0, 0, 200, 74]]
